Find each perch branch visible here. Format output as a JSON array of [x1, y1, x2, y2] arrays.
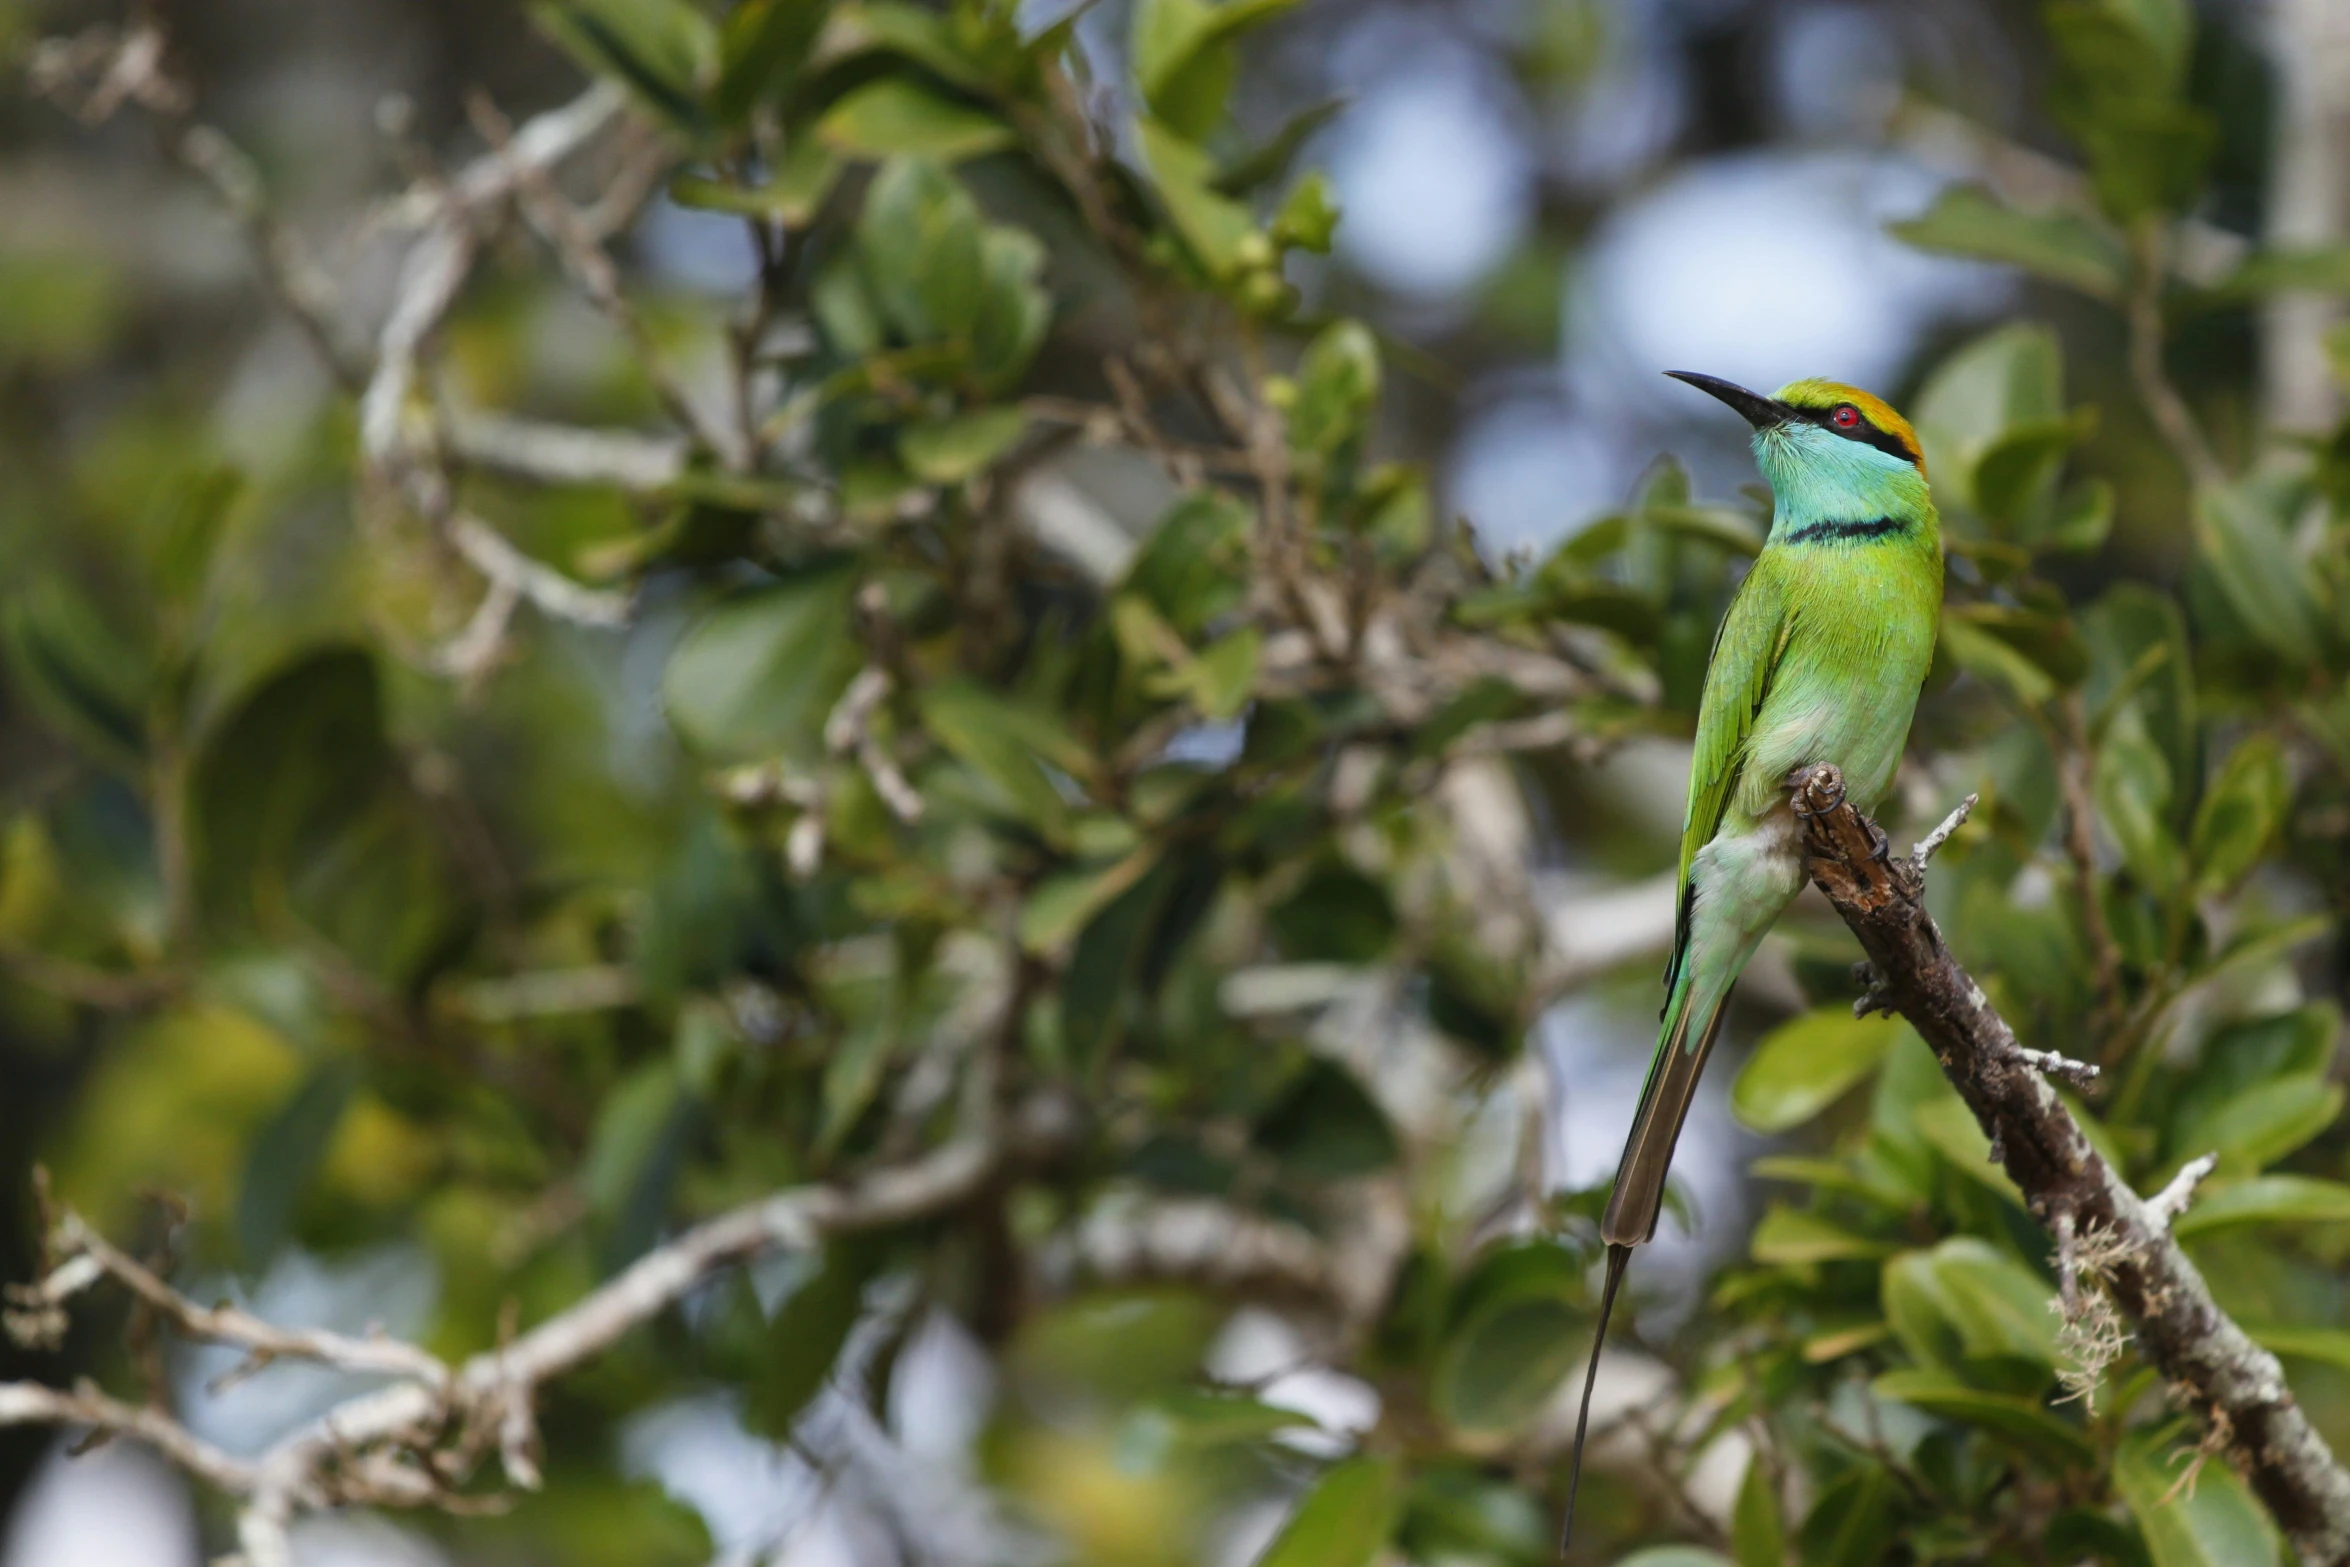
[[1790, 762, 2350, 1566]]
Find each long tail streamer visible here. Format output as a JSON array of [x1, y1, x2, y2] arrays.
[[1560, 1242, 1632, 1553]]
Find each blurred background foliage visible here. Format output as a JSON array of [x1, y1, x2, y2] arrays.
[[0, 0, 2348, 1565]]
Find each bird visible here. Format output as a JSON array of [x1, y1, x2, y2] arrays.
[[1561, 372, 1944, 1549]]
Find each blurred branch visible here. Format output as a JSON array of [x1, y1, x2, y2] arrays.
[[445, 408, 688, 490], [0, 1087, 1080, 1567], [2259, 0, 2350, 432], [1790, 763, 2350, 1565], [462, 93, 735, 469], [26, 19, 367, 386], [1536, 872, 1679, 997], [0, 1380, 256, 1496], [7, 1206, 446, 1385], [2126, 221, 2227, 489]]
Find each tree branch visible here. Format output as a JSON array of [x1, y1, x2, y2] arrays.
[[1790, 763, 2350, 1565], [0, 1092, 1077, 1558]]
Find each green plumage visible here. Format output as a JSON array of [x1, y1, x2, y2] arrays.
[[1563, 374, 1944, 1548]]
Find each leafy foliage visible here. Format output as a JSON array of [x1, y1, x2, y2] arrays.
[[2, 0, 2349, 1564]]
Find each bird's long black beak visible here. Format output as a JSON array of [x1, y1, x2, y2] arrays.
[[1663, 371, 1794, 430]]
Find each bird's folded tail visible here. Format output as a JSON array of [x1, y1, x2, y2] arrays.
[[1560, 1242, 1629, 1552], [1560, 986, 1731, 1553], [1600, 983, 1733, 1249]]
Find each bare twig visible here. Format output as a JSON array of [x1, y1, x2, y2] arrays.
[[2012, 1046, 2102, 1088], [26, 21, 364, 385], [0, 1091, 1076, 1551], [447, 515, 632, 630], [2147, 1152, 2219, 1231], [1909, 792, 1977, 878], [445, 409, 688, 491], [30, 1214, 449, 1385], [0, 1380, 256, 1497], [1790, 762, 2350, 1565], [464, 94, 735, 469]]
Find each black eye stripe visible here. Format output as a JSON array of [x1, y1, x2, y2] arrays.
[[1793, 403, 1915, 463]]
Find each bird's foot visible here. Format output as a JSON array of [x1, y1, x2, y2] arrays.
[[1851, 961, 1897, 1019]]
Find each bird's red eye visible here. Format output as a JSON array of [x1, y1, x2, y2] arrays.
[[1831, 404, 1862, 429]]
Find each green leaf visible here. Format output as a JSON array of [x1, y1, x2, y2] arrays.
[[1256, 1059, 1397, 1180], [668, 139, 841, 226], [1940, 610, 2058, 709], [662, 566, 861, 764], [1257, 1455, 1401, 1567], [1889, 185, 2127, 300], [817, 77, 1016, 161], [1135, 117, 1257, 279], [1793, 1463, 1900, 1567], [581, 1060, 695, 1271], [857, 157, 987, 342], [1060, 858, 1175, 1068], [1, 582, 149, 769], [1395, 1469, 1551, 1564], [899, 407, 1029, 483], [920, 679, 1081, 843], [1974, 413, 2094, 535], [2189, 733, 2287, 895], [145, 465, 243, 607], [1914, 323, 2066, 470], [2045, 477, 2116, 553], [1124, 491, 1251, 634], [1019, 849, 1158, 952], [1287, 320, 1381, 456], [2171, 1078, 2344, 1173], [1733, 1452, 1787, 1567], [972, 225, 1051, 389], [2198, 245, 2350, 302], [2083, 585, 2197, 800], [1267, 857, 1394, 964], [1273, 171, 1340, 254], [1185, 627, 1261, 721], [1910, 1095, 2026, 1206], [1751, 1207, 1889, 1266], [1883, 1237, 2058, 1376], [191, 647, 393, 918], [2190, 482, 2318, 662], [1730, 1007, 1899, 1133], [2170, 1176, 2350, 1240], [745, 1242, 876, 1437], [1218, 100, 1348, 195], [712, 0, 826, 127], [1872, 1370, 2094, 1464], [236, 1059, 357, 1266], [1131, 0, 1301, 142], [1643, 502, 1765, 556], [2115, 1425, 2280, 1567], [2248, 1324, 2350, 1375], [1115, 1391, 1312, 1470], [1620, 1552, 1735, 1567], [532, 0, 714, 137], [2048, 1508, 2154, 1567], [2095, 701, 2181, 897], [1433, 1241, 1588, 1436]]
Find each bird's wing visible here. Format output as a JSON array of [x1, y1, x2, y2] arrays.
[[1662, 558, 1790, 999]]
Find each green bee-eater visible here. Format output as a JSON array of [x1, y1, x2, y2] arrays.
[[1563, 373, 1944, 1545]]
